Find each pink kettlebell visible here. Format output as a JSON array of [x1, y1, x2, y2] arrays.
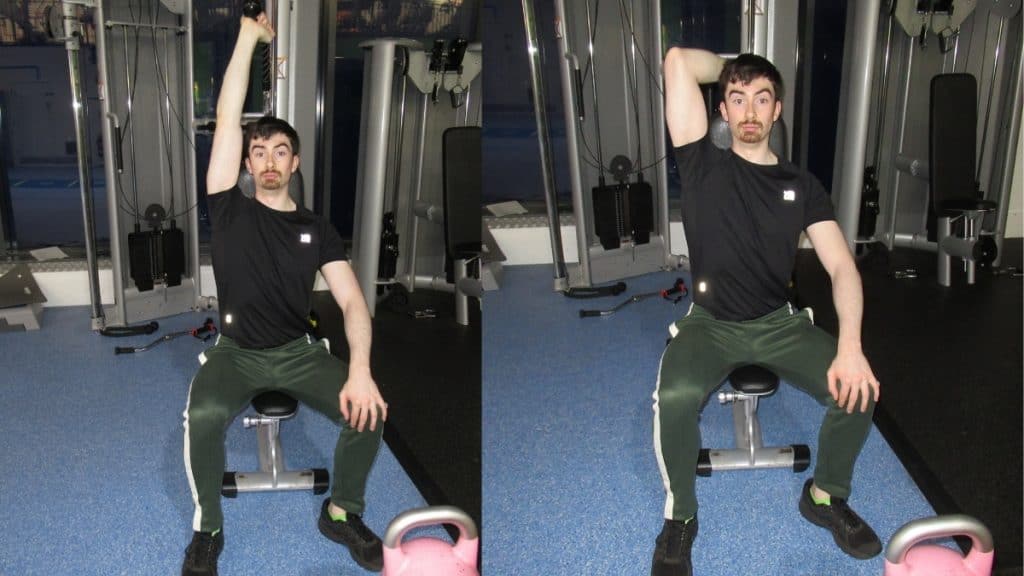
[[884, 514, 994, 576], [382, 506, 479, 576]]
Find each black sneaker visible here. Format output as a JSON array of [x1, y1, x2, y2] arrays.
[[651, 516, 699, 576], [798, 479, 881, 559], [181, 530, 224, 576], [317, 498, 384, 572]]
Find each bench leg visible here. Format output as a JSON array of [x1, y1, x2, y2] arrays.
[[221, 414, 329, 496], [697, 394, 810, 476]]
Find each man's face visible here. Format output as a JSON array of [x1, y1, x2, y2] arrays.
[[245, 133, 299, 191], [719, 76, 782, 146]]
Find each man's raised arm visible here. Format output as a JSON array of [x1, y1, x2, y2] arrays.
[[663, 47, 726, 148], [206, 14, 274, 195]]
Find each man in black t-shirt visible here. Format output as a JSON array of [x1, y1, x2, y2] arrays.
[[650, 49, 882, 576], [180, 12, 387, 576]]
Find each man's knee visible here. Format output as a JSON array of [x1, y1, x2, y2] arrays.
[[185, 396, 238, 432], [655, 373, 707, 414]]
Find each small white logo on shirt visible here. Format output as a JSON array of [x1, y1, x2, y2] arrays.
[[783, 189, 796, 202], [300, 233, 311, 244]]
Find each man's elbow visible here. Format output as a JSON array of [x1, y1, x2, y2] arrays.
[[664, 47, 689, 78], [828, 258, 861, 287]]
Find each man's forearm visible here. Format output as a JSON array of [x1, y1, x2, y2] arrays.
[[320, 261, 373, 376], [673, 48, 726, 85], [341, 300, 373, 376], [217, 28, 261, 123], [831, 263, 865, 353]]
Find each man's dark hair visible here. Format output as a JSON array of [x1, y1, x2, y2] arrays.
[[244, 115, 300, 156], [718, 53, 784, 102]]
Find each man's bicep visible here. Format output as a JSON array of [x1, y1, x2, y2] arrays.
[[806, 220, 853, 277], [320, 260, 360, 303], [206, 123, 243, 195]]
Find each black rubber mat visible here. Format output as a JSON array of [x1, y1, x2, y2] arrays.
[[794, 239, 1022, 573], [313, 288, 481, 534]]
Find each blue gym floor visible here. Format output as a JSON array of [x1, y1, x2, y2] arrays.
[[482, 265, 941, 576], [0, 307, 445, 576]]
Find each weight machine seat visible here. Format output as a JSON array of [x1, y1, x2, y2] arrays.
[[443, 126, 483, 275], [251, 390, 298, 418], [928, 73, 999, 286], [929, 73, 991, 216], [443, 126, 482, 326], [727, 364, 779, 396], [697, 365, 810, 477]]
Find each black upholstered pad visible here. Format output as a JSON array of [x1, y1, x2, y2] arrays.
[[443, 126, 482, 263], [252, 391, 298, 417], [930, 74, 994, 214], [728, 365, 779, 395]]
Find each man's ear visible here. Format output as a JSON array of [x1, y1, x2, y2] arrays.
[[291, 154, 300, 174], [244, 157, 253, 174], [773, 100, 782, 122], [719, 101, 729, 121]]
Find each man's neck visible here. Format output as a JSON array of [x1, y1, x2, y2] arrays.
[[255, 188, 297, 212], [731, 141, 778, 165]]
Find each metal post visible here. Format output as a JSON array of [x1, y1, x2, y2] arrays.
[[747, 0, 757, 53], [976, 17, 1005, 184], [652, 0, 674, 268], [185, 0, 200, 308], [94, 0, 127, 325], [884, 36, 916, 250], [274, 0, 291, 122], [161, 29, 171, 212], [61, 1, 105, 328], [522, 0, 569, 290], [584, 1, 606, 178], [353, 40, 399, 315], [833, 0, 881, 249], [872, 4, 895, 169], [391, 68, 409, 217], [992, 34, 1022, 266], [405, 91, 429, 291]]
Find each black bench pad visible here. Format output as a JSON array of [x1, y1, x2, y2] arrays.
[[252, 391, 298, 417], [728, 365, 779, 395]]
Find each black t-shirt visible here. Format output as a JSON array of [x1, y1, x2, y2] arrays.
[[208, 187, 347, 349], [675, 135, 835, 321]]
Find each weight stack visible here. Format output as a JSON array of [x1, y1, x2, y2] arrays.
[[161, 226, 185, 287], [593, 181, 654, 249], [128, 230, 154, 292]]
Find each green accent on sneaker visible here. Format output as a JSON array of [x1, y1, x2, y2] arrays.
[[211, 529, 220, 537], [682, 515, 695, 524], [329, 508, 347, 522], [810, 486, 831, 506]]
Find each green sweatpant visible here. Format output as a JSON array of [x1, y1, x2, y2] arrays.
[[183, 334, 382, 533], [653, 303, 875, 521]]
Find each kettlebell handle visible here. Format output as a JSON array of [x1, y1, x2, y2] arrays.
[[383, 506, 479, 549], [885, 514, 994, 564]]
